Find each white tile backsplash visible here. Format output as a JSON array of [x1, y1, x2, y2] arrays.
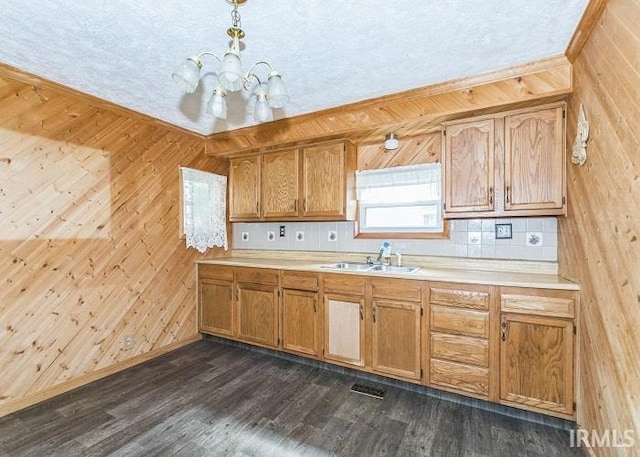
[[231, 217, 558, 261]]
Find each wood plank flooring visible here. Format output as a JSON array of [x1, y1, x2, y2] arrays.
[[0, 340, 584, 456]]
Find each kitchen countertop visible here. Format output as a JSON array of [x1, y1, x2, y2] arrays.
[[196, 254, 579, 291]]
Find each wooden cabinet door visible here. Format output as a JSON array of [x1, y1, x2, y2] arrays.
[[229, 157, 261, 220], [236, 283, 279, 348], [504, 106, 565, 211], [372, 299, 422, 380], [302, 143, 345, 218], [282, 289, 319, 357], [262, 149, 299, 219], [324, 294, 365, 367], [500, 313, 574, 416], [444, 118, 495, 213], [199, 279, 234, 337]]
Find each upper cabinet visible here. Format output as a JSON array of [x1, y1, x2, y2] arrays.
[[229, 141, 356, 222], [442, 102, 566, 219], [229, 156, 261, 219]]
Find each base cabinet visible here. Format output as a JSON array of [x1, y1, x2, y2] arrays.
[[499, 287, 576, 418], [324, 294, 365, 367], [198, 265, 234, 337], [281, 289, 319, 357], [196, 264, 578, 419]]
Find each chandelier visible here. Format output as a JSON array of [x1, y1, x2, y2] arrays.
[[172, 0, 289, 123]]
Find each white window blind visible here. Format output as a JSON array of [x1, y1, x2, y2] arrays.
[[355, 163, 442, 232], [181, 167, 228, 253]]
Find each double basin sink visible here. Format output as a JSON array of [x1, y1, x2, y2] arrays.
[[320, 262, 420, 274]]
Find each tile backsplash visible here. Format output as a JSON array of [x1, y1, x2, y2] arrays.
[[232, 217, 558, 261]]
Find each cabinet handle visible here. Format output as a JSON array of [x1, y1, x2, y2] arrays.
[[312, 298, 317, 313], [501, 320, 507, 342], [489, 187, 494, 205], [256, 202, 259, 213], [294, 199, 298, 212], [372, 306, 376, 323], [505, 186, 510, 204], [359, 304, 364, 321], [303, 198, 307, 213]]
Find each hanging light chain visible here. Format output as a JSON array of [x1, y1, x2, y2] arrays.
[[231, 4, 241, 29]]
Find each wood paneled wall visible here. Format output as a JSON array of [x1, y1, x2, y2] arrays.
[[0, 75, 227, 416], [559, 0, 640, 455], [357, 133, 441, 170]]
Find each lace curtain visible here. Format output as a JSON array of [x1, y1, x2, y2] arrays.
[[181, 167, 228, 253]]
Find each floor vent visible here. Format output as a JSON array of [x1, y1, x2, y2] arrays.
[[350, 383, 386, 399]]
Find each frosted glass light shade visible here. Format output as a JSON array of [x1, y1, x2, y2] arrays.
[[254, 97, 273, 122], [267, 73, 289, 108], [218, 52, 244, 92], [206, 89, 228, 119], [384, 133, 399, 150], [172, 58, 201, 94]]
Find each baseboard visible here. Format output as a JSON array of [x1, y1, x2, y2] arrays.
[[0, 335, 202, 419]]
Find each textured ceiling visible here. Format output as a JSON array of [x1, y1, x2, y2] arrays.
[[0, 1, 588, 136]]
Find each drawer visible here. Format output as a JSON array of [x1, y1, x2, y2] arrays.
[[430, 359, 489, 397], [431, 332, 489, 367], [322, 273, 366, 296], [198, 264, 233, 281], [501, 289, 575, 318], [431, 305, 489, 338], [235, 267, 279, 286], [371, 278, 422, 303], [281, 270, 318, 291], [429, 286, 490, 310]]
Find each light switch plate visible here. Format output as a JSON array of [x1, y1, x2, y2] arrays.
[[495, 223, 513, 239]]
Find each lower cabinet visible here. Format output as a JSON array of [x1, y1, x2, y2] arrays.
[[371, 278, 423, 381], [428, 283, 493, 399], [198, 265, 234, 337], [196, 264, 578, 419], [499, 287, 576, 417], [324, 294, 365, 367], [236, 268, 279, 348]]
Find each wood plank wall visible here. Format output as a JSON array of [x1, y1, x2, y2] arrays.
[[0, 75, 227, 416], [357, 134, 441, 170], [559, 0, 640, 455]]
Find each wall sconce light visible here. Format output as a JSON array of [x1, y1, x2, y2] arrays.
[[384, 133, 399, 151]]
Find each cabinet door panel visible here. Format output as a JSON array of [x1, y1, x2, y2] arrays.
[[504, 107, 564, 210], [262, 150, 299, 218], [444, 119, 495, 213], [372, 300, 421, 380], [199, 279, 233, 337], [324, 294, 364, 367], [237, 284, 278, 348], [282, 289, 318, 357], [302, 144, 345, 217], [500, 313, 573, 416], [229, 157, 261, 220]]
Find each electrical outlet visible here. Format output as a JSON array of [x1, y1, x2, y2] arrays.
[[124, 334, 133, 350], [279, 225, 286, 237]]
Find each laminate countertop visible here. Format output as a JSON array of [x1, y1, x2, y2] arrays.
[[196, 255, 579, 291]]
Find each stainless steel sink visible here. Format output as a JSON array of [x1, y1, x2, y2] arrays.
[[320, 262, 375, 271], [371, 265, 421, 274]]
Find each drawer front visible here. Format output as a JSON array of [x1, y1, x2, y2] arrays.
[[322, 273, 366, 296], [198, 264, 234, 282], [235, 267, 279, 286], [501, 292, 575, 318], [371, 278, 422, 303], [430, 287, 490, 310], [431, 332, 489, 367], [281, 270, 318, 291], [430, 359, 489, 397], [431, 305, 489, 338]]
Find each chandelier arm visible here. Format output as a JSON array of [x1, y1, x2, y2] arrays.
[[244, 61, 274, 79], [196, 52, 223, 64], [243, 72, 263, 90]]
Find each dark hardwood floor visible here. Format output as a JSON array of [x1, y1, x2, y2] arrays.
[[0, 340, 584, 457]]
